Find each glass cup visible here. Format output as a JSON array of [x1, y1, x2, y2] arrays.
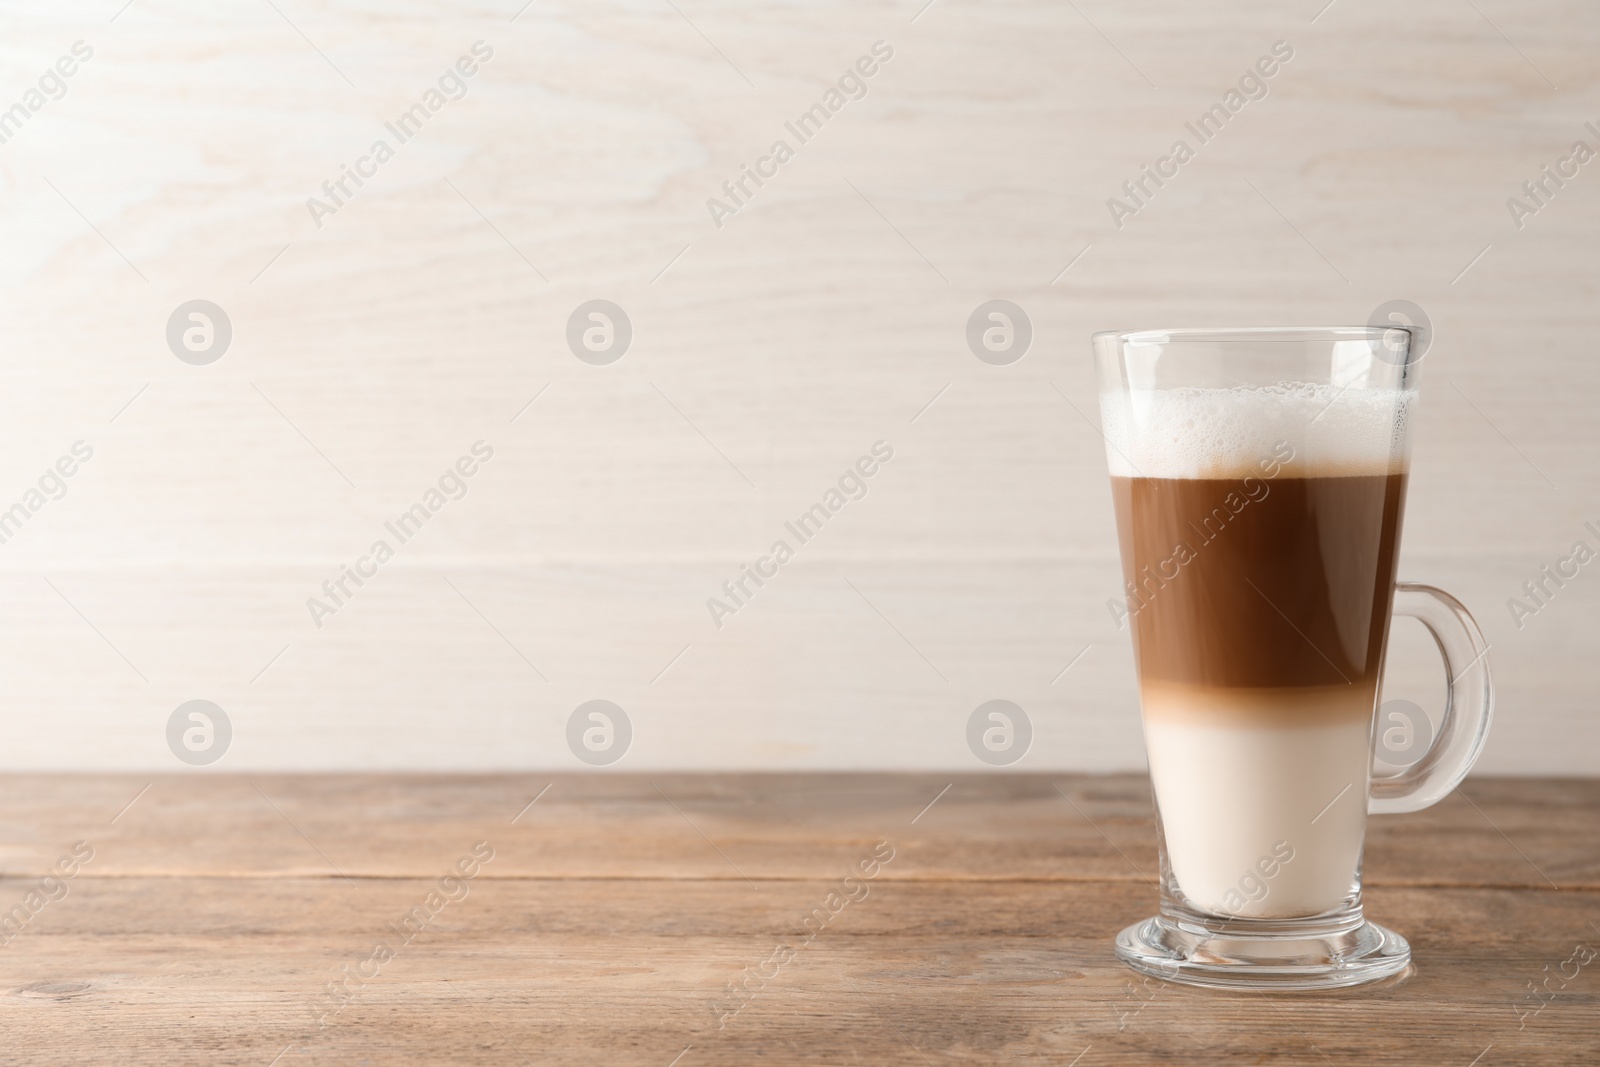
[[1092, 326, 1493, 989]]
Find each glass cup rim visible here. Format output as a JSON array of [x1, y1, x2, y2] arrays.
[[1093, 325, 1411, 347]]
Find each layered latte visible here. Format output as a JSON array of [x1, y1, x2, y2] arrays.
[[1103, 383, 1413, 918]]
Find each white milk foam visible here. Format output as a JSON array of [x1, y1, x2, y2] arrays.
[[1099, 383, 1414, 480]]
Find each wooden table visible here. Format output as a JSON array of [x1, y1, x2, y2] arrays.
[[0, 774, 1594, 1065]]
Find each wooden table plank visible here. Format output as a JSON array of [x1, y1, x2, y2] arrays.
[[2, 774, 1597, 886], [0, 774, 1595, 1065]]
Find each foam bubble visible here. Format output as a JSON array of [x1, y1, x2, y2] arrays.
[[1099, 383, 1414, 479]]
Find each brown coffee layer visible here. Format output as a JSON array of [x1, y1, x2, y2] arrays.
[[1140, 680, 1378, 728], [1111, 472, 1407, 696]]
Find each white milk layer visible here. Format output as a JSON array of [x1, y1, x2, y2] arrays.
[[1142, 691, 1373, 919], [1099, 382, 1414, 479]]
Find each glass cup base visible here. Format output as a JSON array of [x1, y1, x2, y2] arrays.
[[1115, 914, 1412, 990]]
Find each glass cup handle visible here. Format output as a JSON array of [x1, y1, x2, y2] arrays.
[[1369, 582, 1495, 815]]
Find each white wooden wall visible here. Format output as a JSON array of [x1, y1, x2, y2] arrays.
[[0, 0, 1595, 772]]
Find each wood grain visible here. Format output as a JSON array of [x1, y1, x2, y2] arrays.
[[0, 773, 1595, 1064]]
